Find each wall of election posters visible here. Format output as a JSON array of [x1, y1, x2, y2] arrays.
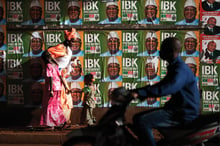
[[0, 0, 220, 114]]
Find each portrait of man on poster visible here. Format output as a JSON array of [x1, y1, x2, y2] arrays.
[[204, 17, 220, 35], [202, 0, 220, 11]]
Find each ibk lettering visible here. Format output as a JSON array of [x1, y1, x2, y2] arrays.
[[161, 32, 176, 41], [85, 59, 100, 68], [122, 1, 137, 10], [123, 58, 137, 67], [7, 59, 22, 69], [202, 66, 217, 75], [46, 34, 62, 43], [123, 82, 137, 90], [8, 84, 23, 95], [161, 1, 176, 11], [8, 34, 22, 43], [123, 33, 138, 42], [85, 34, 100, 43], [83, 1, 98, 10], [8, 2, 22, 11], [203, 91, 219, 100], [45, 1, 60, 11]]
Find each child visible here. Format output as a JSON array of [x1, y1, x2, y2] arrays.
[[82, 73, 96, 126], [40, 51, 67, 130]]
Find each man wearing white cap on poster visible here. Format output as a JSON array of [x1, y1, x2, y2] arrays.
[[137, 56, 160, 82], [175, 0, 199, 25], [23, 31, 44, 57], [103, 82, 119, 107], [98, 2, 121, 24], [137, 0, 160, 24], [185, 57, 199, 84], [102, 56, 122, 82], [0, 1, 6, 25], [0, 26, 6, 51], [70, 82, 83, 107], [69, 31, 83, 56], [22, 0, 45, 25], [66, 57, 84, 82], [62, 1, 82, 25], [137, 31, 159, 56], [181, 31, 199, 57], [100, 31, 122, 57]]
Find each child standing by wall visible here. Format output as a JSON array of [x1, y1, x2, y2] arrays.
[[40, 51, 66, 130], [82, 73, 96, 126]]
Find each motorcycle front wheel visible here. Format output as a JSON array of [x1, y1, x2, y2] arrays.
[[62, 136, 96, 146]]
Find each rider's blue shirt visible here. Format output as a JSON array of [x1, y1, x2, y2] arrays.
[[136, 57, 200, 121]]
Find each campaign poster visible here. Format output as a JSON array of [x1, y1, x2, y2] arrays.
[[6, 0, 24, 23], [83, 0, 100, 24], [44, 30, 64, 49], [102, 56, 122, 82], [66, 56, 84, 82], [0, 76, 6, 102], [23, 82, 44, 107], [99, 81, 122, 107], [44, 0, 64, 24], [200, 0, 220, 12], [160, 59, 168, 79], [0, 0, 6, 25], [200, 34, 220, 64], [122, 56, 140, 79], [60, 0, 83, 25], [7, 31, 24, 54], [99, 30, 122, 57], [160, 95, 171, 107], [122, 30, 141, 54], [21, 0, 45, 25], [160, 0, 200, 25], [84, 31, 102, 55], [200, 15, 220, 35], [200, 63, 219, 87], [68, 81, 84, 107], [93, 82, 102, 106], [84, 55, 102, 80], [137, 0, 160, 25], [6, 56, 23, 80], [0, 50, 6, 77], [201, 87, 220, 113], [22, 31, 45, 58], [138, 30, 160, 57], [138, 56, 160, 84], [7, 80, 24, 104], [121, 0, 138, 24], [96, 0, 121, 25]]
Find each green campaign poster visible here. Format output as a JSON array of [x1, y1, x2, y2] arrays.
[[83, 0, 100, 24], [7, 79, 24, 104], [7, 31, 24, 54], [44, 0, 64, 24], [6, 0, 23, 23], [121, 0, 138, 24], [201, 87, 220, 114], [44, 30, 64, 49]]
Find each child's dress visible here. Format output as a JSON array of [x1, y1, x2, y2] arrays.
[[40, 63, 66, 127]]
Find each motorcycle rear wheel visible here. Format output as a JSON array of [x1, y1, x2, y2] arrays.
[[62, 136, 95, 146]]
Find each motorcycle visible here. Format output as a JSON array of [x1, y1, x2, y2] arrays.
[[62, 87, 220, 146]]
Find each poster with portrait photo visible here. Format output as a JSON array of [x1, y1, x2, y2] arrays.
[[99, 30, 122, 57], [21, 0, 45, 25], [200, 34, 220, 64], [200, 0, 220, 12], [84, 31, 102, 55], [122, 30, 141, 54], [7, 31, 24, 54], [201, 15, 220, 35], [137, 0, 160, 25], [160, 0, 200, 25], [201, 86, 220, 114], [83, 0, 100, 24], [6, 0, 24, 23], [60, 0, 83, 25], [68, 81, 84, 107], [121, 0, 139, 24], [97, 0, 121, 25], [0, 76, 6, 102], [44, 0, 65, 24], [22, 31, 45, 58]]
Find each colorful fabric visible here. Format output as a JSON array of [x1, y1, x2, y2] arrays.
[[47, 44, 66, 58]]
